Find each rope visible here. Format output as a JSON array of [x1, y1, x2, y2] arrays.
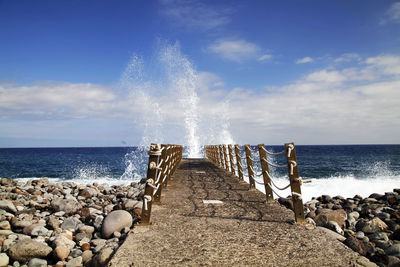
[[143, 195, 152, 210], [253, 178, 265, 185], [260, 146, 286, 156], [262, 158, 287, 168], [263, 170, 291, 191], [152, 184, 161, 196], [265, 183, 286, 199]]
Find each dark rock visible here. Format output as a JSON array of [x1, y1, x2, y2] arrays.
[[278, 198, 293, 211], [314, 209, 347, 228], [344, 235, 367, 256], [369, 193, 385, 200], [385, 244, 400, 258]]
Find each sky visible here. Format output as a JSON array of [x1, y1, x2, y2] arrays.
[[0, 0, 400, 147]]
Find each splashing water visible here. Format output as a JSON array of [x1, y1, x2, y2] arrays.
[[118, 41, 234, 179]]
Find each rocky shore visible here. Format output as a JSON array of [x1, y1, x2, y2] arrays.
[[0, 177, 145, 267], [280, 189, 400, 267]]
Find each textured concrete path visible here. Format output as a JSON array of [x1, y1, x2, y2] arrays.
[[110, 159, 371, 267]]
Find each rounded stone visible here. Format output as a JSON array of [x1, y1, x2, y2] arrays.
[[54, 246, 70, 261], [101, 210, 132, 239], [81, 250, 93, 263], [8, 239, 52, 262], [0, 253, 9, 267], [28, 258, 47, 267]]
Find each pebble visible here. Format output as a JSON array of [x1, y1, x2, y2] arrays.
[[0, 178, 142, 266]]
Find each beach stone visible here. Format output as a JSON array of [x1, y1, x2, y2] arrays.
[[93, 247, 113, 267], [78, 225, 95, 235], [360, 218, 388, 234], [101, 210, 132, 239], [356, 256, 378, 267], [79, 188, 97, 198], [8, 239, 52, 262], [75, 232, 91, 243], [28, 258, 47, 267], [93, 216, 104, 230], [53, 234, 76, 250], [61, 217, 82, 231], [66, 256, 82, 267], [70, 248, 82, 258], [0, 253, 9, 267], [81, 243, 90, 251], [344, 235, 367, 256], [317, 226, 346, 242], [315, 209, 347, 228], [0, 221, 11, 230], [3, 239, 15, 251], [391, 229, 400, 241], [46, 216, 60, 230], [91, 239, 106, 247], [368, 233, 391, 249], [388, 256, 400, 267], [0, 200, 17, 213], [54, 246, 70, 261], [51, 198, 80, 215], [81, 250, 93, 263], [277, 198, 293, 211], [327, 221, 344, 235], [30, 226, 49, 237], [385, 244, 400, 258], [356, 231, 365, 239]]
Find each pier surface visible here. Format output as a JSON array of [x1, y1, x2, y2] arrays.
[[110, 159, 371, 266]]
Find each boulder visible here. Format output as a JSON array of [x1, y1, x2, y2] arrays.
[[314, 209, 347, 228], [8, 239, 52, 262], [51, 198, 80, 215], [358, 218, 388, 234], [101, 210, 132, 239]]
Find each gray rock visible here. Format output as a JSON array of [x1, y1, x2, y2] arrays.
[[70, 248, 82, 258], [317, 226, 346, 242], [61, 217, 82, 231], [0, 253, 9, 267], [75, 232, 91, 242], [101, 210, 132, 239], [360, 218, 388, 234], [93, 215, 104, 230], [28, 258, 47, 267], [8, 239, 52, 262], [355, 231, 365, 239], [52, 234, 76, 251], [51, 198, 81, 215], [94, 247, 113, 267], [66, 256, 82, 267], [91, 239, 106, 247], [385, 244, 400, 258], [81, 250, 93, 264], [30, 226, 48, 237], [78, 225, 95, 235], [0, 200, 17, 213]]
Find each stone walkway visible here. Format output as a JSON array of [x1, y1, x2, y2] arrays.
[[109, 159, 374, 267]]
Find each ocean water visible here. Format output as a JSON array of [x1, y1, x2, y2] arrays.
[[0, 145, 399, 201]]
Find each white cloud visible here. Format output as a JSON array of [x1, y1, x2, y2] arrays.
[[386, 2, 400, 24], [334, 53, 361, 63], [305, 69, 346, 84], [208, 39, 260, 62], [258, 54, 273, 61], [296, 57, 313, 64], [159, 0, 232, 31], [365, 55, 400, 75]]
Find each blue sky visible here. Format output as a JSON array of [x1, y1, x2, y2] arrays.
[[1, 0, 400, 147]]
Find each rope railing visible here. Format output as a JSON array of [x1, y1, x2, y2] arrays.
[[139, 143, 183, 225], [204, 142, 307, 223]]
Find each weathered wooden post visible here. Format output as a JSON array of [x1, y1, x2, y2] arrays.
[[223, 145, 229, 172], [258, 144, 274, 202], [234, 144, 244, 180], [219, 145, 225, 169], [153, 144, 167, 203], [285, 143, 305, 223], [228, 144, 235, 176], [139, 144, 161, 225], [244, 144, 255, 189]]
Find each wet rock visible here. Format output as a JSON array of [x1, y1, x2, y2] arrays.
[[101, 210, 132, 239], [51, 198, 81, 215], [27, 258, 47, 267], [8, 239, 52, 262]]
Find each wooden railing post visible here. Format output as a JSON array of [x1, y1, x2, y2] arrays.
[[219, 145, 225, 169], [244, 144, 255, 189], [228, 144, 235, 176], [258, 144, 274, 202], [285, 143, 305, 223], [223, 144, 229, 172], [139, 144, 161, 225], [235, 144, 244, 181], [153, 144, 168, 203]]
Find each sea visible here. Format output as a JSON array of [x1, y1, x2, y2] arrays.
[[0, 145, 399, 202]]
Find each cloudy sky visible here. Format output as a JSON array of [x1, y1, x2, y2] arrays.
[[1, 0, 400, 147]]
